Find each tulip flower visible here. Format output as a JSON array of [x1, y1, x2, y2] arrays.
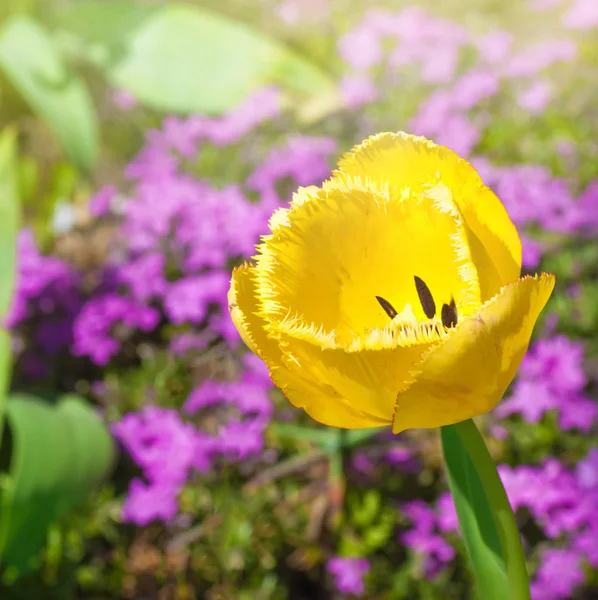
[[229, 132, 554, 432]]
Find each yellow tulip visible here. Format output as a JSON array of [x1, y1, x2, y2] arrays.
[[228, 132, 555, 433]]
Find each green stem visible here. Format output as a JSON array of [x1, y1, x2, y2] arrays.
[[453, 419, 530, 600]]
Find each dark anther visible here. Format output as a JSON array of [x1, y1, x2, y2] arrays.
[[441, 299, 458, 328], [376, 296, 398, 319], [414, 276, 436, 319]]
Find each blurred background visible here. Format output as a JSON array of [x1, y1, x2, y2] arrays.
[[1, 0, 598, 598]]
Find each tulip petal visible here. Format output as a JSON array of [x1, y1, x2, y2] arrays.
[[330, 132, 522, 300], [270, 364, 391, 429], [391, 273, 555, 433], [275, 333, 427, 427], [230, 263, 386, 428], [255, 184, 481, 348], [229, 262, 281, 361]]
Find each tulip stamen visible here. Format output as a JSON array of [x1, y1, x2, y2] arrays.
[[441, 297, 458, 328], [375, 295, 398, 319], [414, 275, 436, 318]]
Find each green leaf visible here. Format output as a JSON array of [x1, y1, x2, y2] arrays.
[[0, 128, 19, 323], [54, 1, 156, 50], [58, 2, 338, 115], [0, 394, 115, 570], [441, 424, 508, 599], [270, 423, 339, 448], [342, 426, 388, 448], [0, 127, 19, 447], [0, 16, 99, 172]]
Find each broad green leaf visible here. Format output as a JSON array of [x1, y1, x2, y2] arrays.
[[441, 424, 508, 599], [0, 394, 115, 570], [57, 2, 338, 115], [0, 16, 99, 172], [0, 127, 19, 446], [54, 1, 156, 50]]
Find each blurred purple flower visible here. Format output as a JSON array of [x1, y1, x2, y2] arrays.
[[563, 0, 598, 29], [339, 74, 378, 108], [7, 230, 81, 327], [431, 113, 480, 157], [531, 549, 584, 600], [521, 336, 586, 391], [112, 89, 137, 111], [89, 185, 118, 218], [218, 418, 266, 460], [476, 30, 513, 63], [385, 446, 418, 471], [401, 500, 456, 576], [73, 294, 160, 365], [145, 88, 281, 156], [497, 336, 596, 430], [481, 164, 577, 231], [242, 352, 272, 385], [117, 252, 168, 301], [168, 331, 211, 356], [436, 492, 459, 533], [163, 272, 229, 325], [576, 448, 598, 489], [503, 40, 577, 78], [113, 406, 196, 486], [518, 79, 552, 113], [521, 235, 543, 269], [248, 136, 337, 205], [121, 478, 180, 525], [327, 556, 370, 596], [497, 379, 559, 423], [184, 377, 272, 419], [338, 25, 383, 70], [450, 69, 500, 109]]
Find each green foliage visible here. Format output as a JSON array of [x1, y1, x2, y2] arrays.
[[0, 127, 19, 445], [441, 424, 508, 600], [56, 2, 339, 116], [0, 394, 115, 571], [0, 17, 99, 173]]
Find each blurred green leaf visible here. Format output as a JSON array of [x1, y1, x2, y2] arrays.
[[441, 425, 508, 600], [342, 426, 388, 448], [0, 128, 19, 324], [270, 423, 339, 448], [58, 2, 338, 115], [0, 394, 115, 570], [350, 490, 381, 527], [0, 16, 99, 172], [0, 127, 19, 446], [54, 1, 156, 49]]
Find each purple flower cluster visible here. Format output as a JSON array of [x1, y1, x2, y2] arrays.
[[7, 230, 82, 377], [113, 406, 197, 524], [327, 556, 370, 596], [143, 87, 282, 156], [400, 499, 456, 577], [7, 230, 81, 329], [73, 295, 160, 366], [497, 336, 597, 431], [112, 352, 273, 524], [407, 32, 574, 156], [499, 453, 598, 599]]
